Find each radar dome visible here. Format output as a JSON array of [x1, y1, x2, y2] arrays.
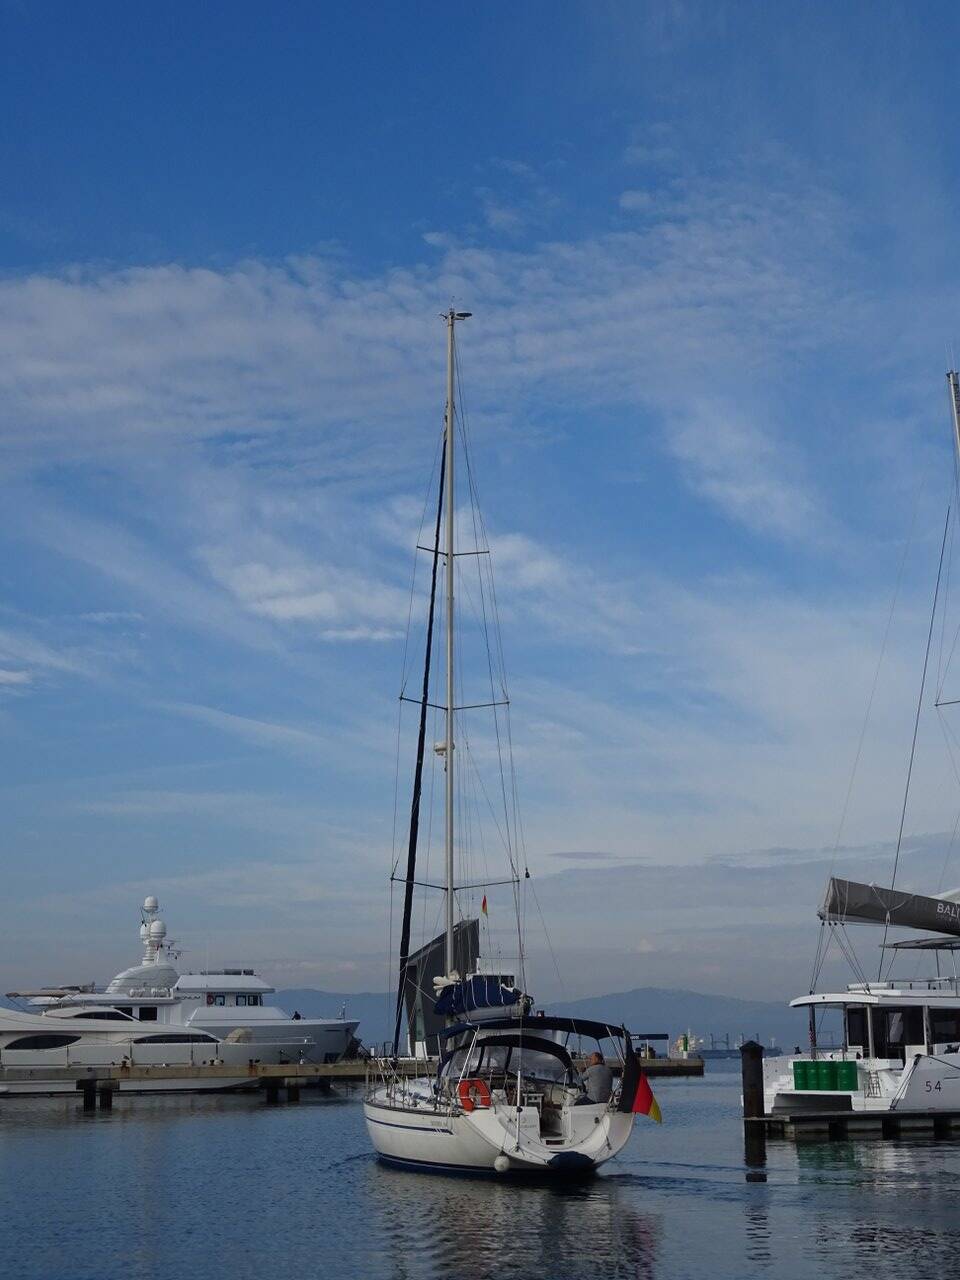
[[149, 919, 167, 940], [143, 895, 159, 912]]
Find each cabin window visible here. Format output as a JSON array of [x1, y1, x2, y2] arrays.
[[845, 1007, 867, 1050], [873, 1006, 924, 1058], [6, 1034, 81, 1050], [134, 1033, 217, 1044], [237, 995, 247, 1006], [74, 1010, 134, 1020], [137, 1007, 158, 1022], [116, 1007, 133, 1018], [930, 1009, 960, 1044], [215, 994, 226, 1007]]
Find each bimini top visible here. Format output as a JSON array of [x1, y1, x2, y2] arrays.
[[439, 1015, 668, 1041]]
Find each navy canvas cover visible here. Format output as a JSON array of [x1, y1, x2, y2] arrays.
[[433, 974, 522, 1017]]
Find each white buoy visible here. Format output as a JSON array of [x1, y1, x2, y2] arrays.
[[494, 1155, 510, 1174]]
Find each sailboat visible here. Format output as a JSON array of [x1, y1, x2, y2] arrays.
[[763, 371, 960, 1118], [363, 310, 654, 1174]]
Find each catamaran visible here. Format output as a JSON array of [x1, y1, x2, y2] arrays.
[[764, 372, 960, 1118], [363, 310, 657, 1175]]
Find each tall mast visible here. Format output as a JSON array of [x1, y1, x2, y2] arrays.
[[948, 370, 960, 466], [444, 308, 470, 974]]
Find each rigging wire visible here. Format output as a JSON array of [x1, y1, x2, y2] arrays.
[[828, 471, 927, 876], [879, 505, 952, 977]]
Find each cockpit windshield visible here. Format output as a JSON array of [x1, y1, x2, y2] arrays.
[[441, 1035, 576, 1085]]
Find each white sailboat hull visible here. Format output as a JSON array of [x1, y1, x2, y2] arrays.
[[364, 1086, 635, 1174]]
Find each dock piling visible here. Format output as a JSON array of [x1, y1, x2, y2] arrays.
[[740, 1040, 765, 1119]]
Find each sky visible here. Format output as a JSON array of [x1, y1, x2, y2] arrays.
[[6, 1, 960, 1006]]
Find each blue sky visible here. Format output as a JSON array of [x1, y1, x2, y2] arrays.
[[4, 1, 960, 1004]]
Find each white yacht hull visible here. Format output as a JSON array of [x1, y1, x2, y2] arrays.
[[364, 1086, 635, 1174], [189, 1016, 358, 1064]]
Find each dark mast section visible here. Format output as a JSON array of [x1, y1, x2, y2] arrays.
[[392, 443, 446, 1057]]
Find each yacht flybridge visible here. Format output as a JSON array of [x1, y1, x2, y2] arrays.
[[363, 311, 656, 1175], [766, 372, 960, 1119], [7, 895, 358, 1072]]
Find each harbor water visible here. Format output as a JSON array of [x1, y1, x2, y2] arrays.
[[3, 1064, 959, 1280]]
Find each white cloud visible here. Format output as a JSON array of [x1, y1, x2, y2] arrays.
[[0, 668, 31, 685], [619, 189, 655, 212]]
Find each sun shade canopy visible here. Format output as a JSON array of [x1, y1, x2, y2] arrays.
[[438, 1016, 669, 1041]]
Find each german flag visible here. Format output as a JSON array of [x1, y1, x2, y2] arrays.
[[618, 1028, 662, 1123]]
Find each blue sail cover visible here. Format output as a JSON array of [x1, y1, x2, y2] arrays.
[[433, 975, 522, 1018]]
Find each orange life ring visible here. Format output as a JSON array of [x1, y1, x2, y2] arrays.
[[457, 1078, 492, 1112]]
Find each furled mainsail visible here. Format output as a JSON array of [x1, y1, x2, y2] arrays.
[[820, 876, 960, 937]]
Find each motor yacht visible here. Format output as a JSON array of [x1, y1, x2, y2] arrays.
[[9, 895, 359, 1067]]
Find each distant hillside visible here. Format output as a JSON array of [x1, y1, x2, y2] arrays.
[[549, 986, 810, 1052], [277, 985, 813, 1052]]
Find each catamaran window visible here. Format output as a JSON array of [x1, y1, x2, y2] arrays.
[[6, 1034, 81, 1050], [873, 1006, 924, 1057], [930, 1009, 960, 1043], [845, 1007, 867, 1049], [137, 1007, 158, 1022]]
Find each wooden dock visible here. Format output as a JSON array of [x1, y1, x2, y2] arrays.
[[0, 1053, 702, 1107]]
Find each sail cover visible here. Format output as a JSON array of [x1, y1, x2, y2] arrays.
[[820, 876, 960, 937], [433, 974, 523, 1017]]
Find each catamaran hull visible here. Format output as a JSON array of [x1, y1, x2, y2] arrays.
[[363, 1092, 635, 1174]]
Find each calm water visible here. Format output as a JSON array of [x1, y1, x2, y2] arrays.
[[3, 1067, 959, 1280]]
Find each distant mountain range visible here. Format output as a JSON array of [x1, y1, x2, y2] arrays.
[[276, 984, 811, 1052]]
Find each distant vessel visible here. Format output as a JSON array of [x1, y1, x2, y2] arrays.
[[363, 312, 654, 1175], [9, 895, 358, 1066], [673, 1030, 782, 1060], [764, 373, 960, 1118]]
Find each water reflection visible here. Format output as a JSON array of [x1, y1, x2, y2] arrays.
[[370, 1162, 660, 1280]]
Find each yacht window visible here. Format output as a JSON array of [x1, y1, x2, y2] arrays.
[[7, 1034, 81, 1050], [237, 995, 247, 1006], [134, 1033, 218, 1044], [73, 1010, 134, 1020], [215, 995, 225, 1007], [137, 1007, 158, 1022], [116, 1007, 133, 1018]]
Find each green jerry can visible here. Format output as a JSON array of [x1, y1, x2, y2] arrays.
[[815, 1059, 839, 1090], [835, 1060, 858, 1091], [792, 1059, 813, 1089]]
